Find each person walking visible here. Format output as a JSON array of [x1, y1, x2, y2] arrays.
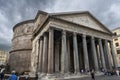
[[7, 70, 18, 80], [0, 68, 5, 80], [91, 69, 95, 80], [116, 69, 119, 76]]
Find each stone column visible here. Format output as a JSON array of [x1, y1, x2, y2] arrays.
[[48, 28, 54, 74], [98, 39, 106, 71], [96, 44, 101, 70], [67, 38, 70, 73], [36, 40, 39, 73], [42, 33, 48, 73], [38, 37, 43, 73], [105, 40, 112, 70], [110, 41, 118, 70], [91, 36, 99, 71], [82, 34, 89, 71], [79, 43, 83, 70], [30, 40, 39, 77], [73, 32, 80, 73], [55, 42, 60, 73], [61, 30, 67, 73]]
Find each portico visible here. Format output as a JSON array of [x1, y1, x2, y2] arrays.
[[30, 11, 118, 79]]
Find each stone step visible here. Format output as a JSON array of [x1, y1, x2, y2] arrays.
[[40, 75, 120, 80], [64, 75, 120, 80]]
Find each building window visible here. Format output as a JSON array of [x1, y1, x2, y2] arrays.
[[117, 50, 120, 54], [115, 43, 119, 47], [114, 32, 117, 35], [114, 38, 118, 41]]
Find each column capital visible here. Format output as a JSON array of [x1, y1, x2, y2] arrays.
[[91, 36, 95, 40], [62, 30, 66, 35], [82, 34, 86, 38], [49, 27, 54, 31], [98, 38, 101, 41], [43, 32, 48, 36], [110, 40, 113, 44], [104, 39, 108, 45], [39, 36, 43, 40], [105, 39, 108, 41], [73, 32, 77, 36]]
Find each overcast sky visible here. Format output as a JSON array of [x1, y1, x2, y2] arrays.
[[0, 0, 120, 51]]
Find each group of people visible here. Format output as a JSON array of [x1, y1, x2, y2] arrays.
[[0, 68, 18, 80], [81, 69, 120, 80], [7, 70, 18, 80], [0, 67, 119, 80]]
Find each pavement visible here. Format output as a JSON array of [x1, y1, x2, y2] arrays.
[[65, 75, 120, 80], [4, 73, 120, 80]]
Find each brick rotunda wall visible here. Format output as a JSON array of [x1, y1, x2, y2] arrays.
[[9, 21, 34, 73]]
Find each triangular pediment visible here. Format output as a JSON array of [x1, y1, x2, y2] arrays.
[[51, 12, 112, 34], [35, 11, 48, 28]]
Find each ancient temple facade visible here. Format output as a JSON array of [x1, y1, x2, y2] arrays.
[[10, 10, 118, 79], [30, 11, 118, 79]]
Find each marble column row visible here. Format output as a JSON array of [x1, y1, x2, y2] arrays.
[[37, 28, 118, 75]]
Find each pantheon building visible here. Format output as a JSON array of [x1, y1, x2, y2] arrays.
[[10, 11, 118, 79]]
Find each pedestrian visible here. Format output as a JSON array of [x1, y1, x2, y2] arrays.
[[0, 68, 5, 80], [81, 69, 84, 73], [24, 72, 29, 80], [91, 69, 95, 80], [116, 69, 119, 76], [7, 70, 18, 80]]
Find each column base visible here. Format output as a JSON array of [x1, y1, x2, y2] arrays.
[[95, 71, 104, 76], [38, 73, 46, 80], [39, 73, 56, 80], [29, 72, 36, 78], [47, 73, 56, 78], [37, 72, 105, 80], [74, 72, 81, 75]]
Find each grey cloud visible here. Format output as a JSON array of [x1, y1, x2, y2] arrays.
[[0, 0, 120, 51], [0, 0, 56, 51], [0, 43, 10, 51], [0, 36, 11, 51]]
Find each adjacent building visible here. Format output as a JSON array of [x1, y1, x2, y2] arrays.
[[0, 50, 9, 66], [10, 10, 118, 79], [112, 27, 120, 68]]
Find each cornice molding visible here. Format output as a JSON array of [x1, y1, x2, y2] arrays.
[[10, 49, 32, 53], [13, 20, 34, 32]]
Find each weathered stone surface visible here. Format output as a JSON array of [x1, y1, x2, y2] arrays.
[[12, 35, 32, 50], [50, 20, 112, 40], [9, 50, 31, 73], [54, 13, 110, 33], [10, 21, 34, 73]]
